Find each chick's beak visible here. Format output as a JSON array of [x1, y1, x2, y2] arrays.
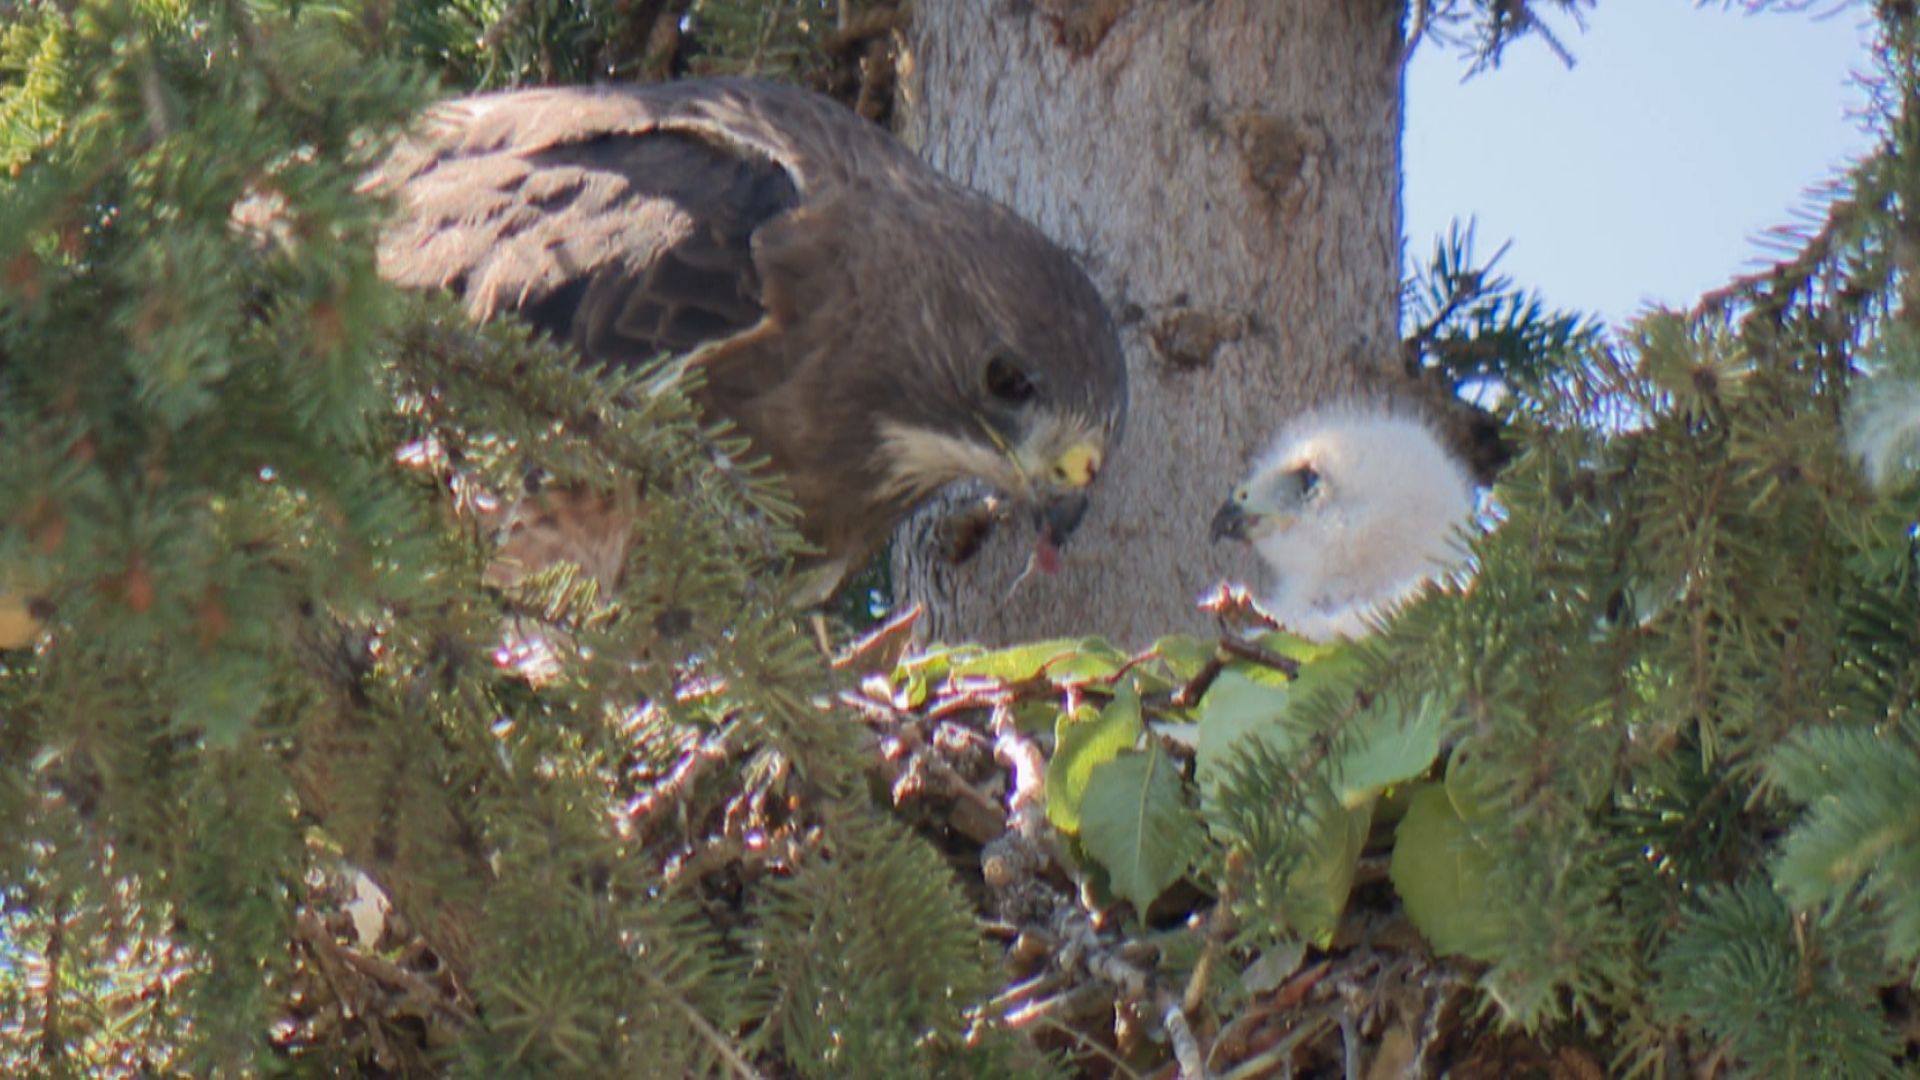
[[1210, 498, 1250, 543]]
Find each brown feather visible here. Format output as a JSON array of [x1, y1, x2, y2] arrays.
[[373, 78, 1128, 597]]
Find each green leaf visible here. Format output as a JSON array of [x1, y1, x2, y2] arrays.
[[1080, 745, 1202, 911], [1148, 634, 1215, 683], [1194, 670, 1293, 809], [1389, 782, 1505, 961], [949, 636, 1125, 682], [1254, 630, 1343, 667], [1283, 794, 1374, 947], [1275, 638, 1364, 708], [1331, 692, 1448, 807], [1046, 690, 1144, 835], [1191, 667, 1370, 944], [1443, 741, 1505, 822]]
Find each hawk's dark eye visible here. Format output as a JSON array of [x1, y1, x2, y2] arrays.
[[984, 354, 1038, 405], [1295, 465, 1320, 494]]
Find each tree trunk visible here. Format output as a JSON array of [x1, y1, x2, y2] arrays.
[[894, 0, 1407, 646]]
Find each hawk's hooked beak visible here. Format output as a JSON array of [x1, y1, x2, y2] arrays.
[[1212, 492, 1297, 542], [1213, 466, 1314, 543], [1023, 439, 1100, 549], [1210, 498, 1250, 543]]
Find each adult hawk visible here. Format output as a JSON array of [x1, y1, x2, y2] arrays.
[[375, 78, 1130, 602]]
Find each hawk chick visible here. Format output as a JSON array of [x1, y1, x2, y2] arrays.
[[1210, 407, 1474, 642], [373, 78, 1129, 603]]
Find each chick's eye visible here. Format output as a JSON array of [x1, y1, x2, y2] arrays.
[[984, 354, 1037, 405], [1296, 466, 1320, 493]]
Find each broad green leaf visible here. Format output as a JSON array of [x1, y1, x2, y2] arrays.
[[1278, 794, 1373, 948], [1443, 739, 1505, 822], [1148, 634, 1216, 683], [949, 636, 1125, 681], [1331, 692, 1448, 807], [1046, 637, 1131, 680], [1119, 665, 1178, 697], [894, 669, 931, 710], [893, 644, 969, 691], [1080, 745, 1202, 911], [1194, 670, 1293, 808], [1389, 782, 1505, 961], [1276, 639, 1364, 707], [1046, 691, 1144, 834], [1254, 630, 1343, 665]]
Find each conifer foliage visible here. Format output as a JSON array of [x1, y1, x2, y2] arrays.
[[10, 0, 1920, 1077], [0, 2, 991, 1076], [865, 6, 1920, 1074]]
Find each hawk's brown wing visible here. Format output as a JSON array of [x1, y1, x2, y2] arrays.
[[375, 85, 827, 602], [375, 84, 805, 371]]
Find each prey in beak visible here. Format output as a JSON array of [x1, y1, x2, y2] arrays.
[[1030, 490, 1091, 574]]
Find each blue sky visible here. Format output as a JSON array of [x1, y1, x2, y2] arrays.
[[1404, 4, 1878, 328]]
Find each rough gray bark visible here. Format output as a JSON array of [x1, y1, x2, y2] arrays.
[[894, 0, 1408, 646]]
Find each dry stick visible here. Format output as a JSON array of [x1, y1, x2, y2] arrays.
[[1168, 652, 1228, 709], [993, 702, 1049, 837], [1219, 636, 1301, 679], [1340, 1010, 1362, 1080], [1184, 883, 1238, 1019], [661, 836, 746, 892], [1213, 1005, 1341, 1080], [1034, 1015, 1150, 1080], [1005, 981, 1112, 1029], [1162, 999, 1205, 1080], [626, 725, 736, 835], [990, 970, 1071, 1011], [293, 912, 397, 1067], [928, 758, 1009, 825], [316, 923, 478, 1027]]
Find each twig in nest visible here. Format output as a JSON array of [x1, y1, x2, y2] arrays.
[[831, 603, 920, 673], [992, 702, 1050, 836], [296, 912, 477, 1028], [1220, 635, 1301, 679], [1034, 1015, 1150, 1080], [991, 969, 1072, 1012], [1005, 981, 1116, 1029], [1169, 651, 1227, 709], [663, 835, 747, 891], [294, 912, 396, 1067], [1163, 998, 1204, 1080], [622, 724, 737, 838]]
